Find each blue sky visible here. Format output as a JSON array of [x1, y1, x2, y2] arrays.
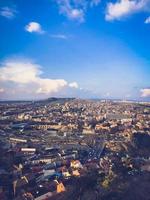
[[0, 0, 150, 100]]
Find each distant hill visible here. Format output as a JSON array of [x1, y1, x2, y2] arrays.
[[0, 97, 75, 104], [35, 97, 75, 103]]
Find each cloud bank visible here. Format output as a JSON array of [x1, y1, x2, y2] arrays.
[[0, 58, 79, 100]]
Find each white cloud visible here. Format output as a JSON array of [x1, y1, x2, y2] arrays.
[[69, 82, 79, 88], [36, 79, 67, 94], [0, 58, 80, 99], [67, 8, 84, 22], [50, 34, 68, 39], [125, 94, 131, 98], [140, 88, 150, 97], [145, 16, 150, 23], [55, 0, 100, 22], [0, 6, 17, 19], [105, 0, 149, 21], [58, 0, 85, 22], [90, 0, 101, 7], [0, 60, 41, 83], [25, 22, 44, 34], [0, 88, 4, 93], [105, 92, 110, 97]]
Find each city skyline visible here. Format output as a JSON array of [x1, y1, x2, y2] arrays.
[[0, 0, 150, 100]]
